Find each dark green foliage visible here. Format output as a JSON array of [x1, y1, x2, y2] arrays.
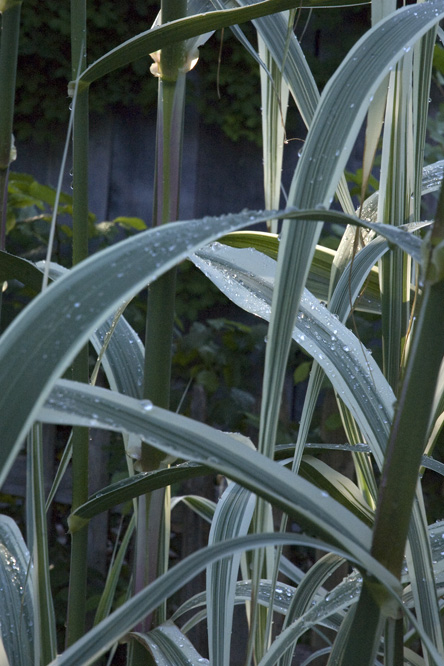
[[192, 28, 262, 145], [425, 102, 444, 165], [13, 4, 261, 146], [14, 1, 262, 145], [173, 317, 267, 431], [300, 5, 370, 90], [12, 3, 371, 147], [14, 0, 159, 143], [6, 172, 96, 262]]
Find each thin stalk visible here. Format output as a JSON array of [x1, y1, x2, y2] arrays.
[[372, 176, 444, 578], [28, 424, 57, 665], [0, 1, 21, 250], [384, 618, 404, 666], [258, 31, 289, 234], [132, 1, 187, 652], [340, 183, 444, 666], [66, 0, 90, 647], [328, 581, 385, 666], [378, 58, 414, 392], [142, 5, 187, 457], [372, 276, 444, 577]]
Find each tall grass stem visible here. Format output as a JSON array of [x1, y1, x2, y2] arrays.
[[66, 0, 90, 646]]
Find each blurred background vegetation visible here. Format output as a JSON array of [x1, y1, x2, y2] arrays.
[[16, 0, 371, 145]]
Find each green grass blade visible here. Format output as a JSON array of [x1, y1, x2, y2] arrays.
[[41, 380, 374, 558], [44, 431, 73, 511], [426, 362, 444, 453], [192, 243, 395, 468], [0, 250, 48, 291], [170, 495, 216, 523], [259, 34, 289, 232], [298, 456, 374, 526], [69, 462, 210, 530], [406, 497, 444, 660], [378, 56, 414, 389], [48, 532, 397, 666], [0, 515, 35, 666], [94, 514, 136, 626], [0, 1, 21, 246], [0, 204, 421, 489], [0, 208, 294, 488], [28, 424, 57, 664], [413, 28, 437, 221], [360, 160, 444, 225], [277, 552, 345, 666], [207, 483, 256, 665], [260, 0, 444, 483], [40, 262, 145, 398], [172, 579, 305, 623], [332, 153, 440, 293], [132, 622, 209, 665], [221, 0, 355, 214], [221, 231, 381, 311], [258, 569, 366, 666]]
